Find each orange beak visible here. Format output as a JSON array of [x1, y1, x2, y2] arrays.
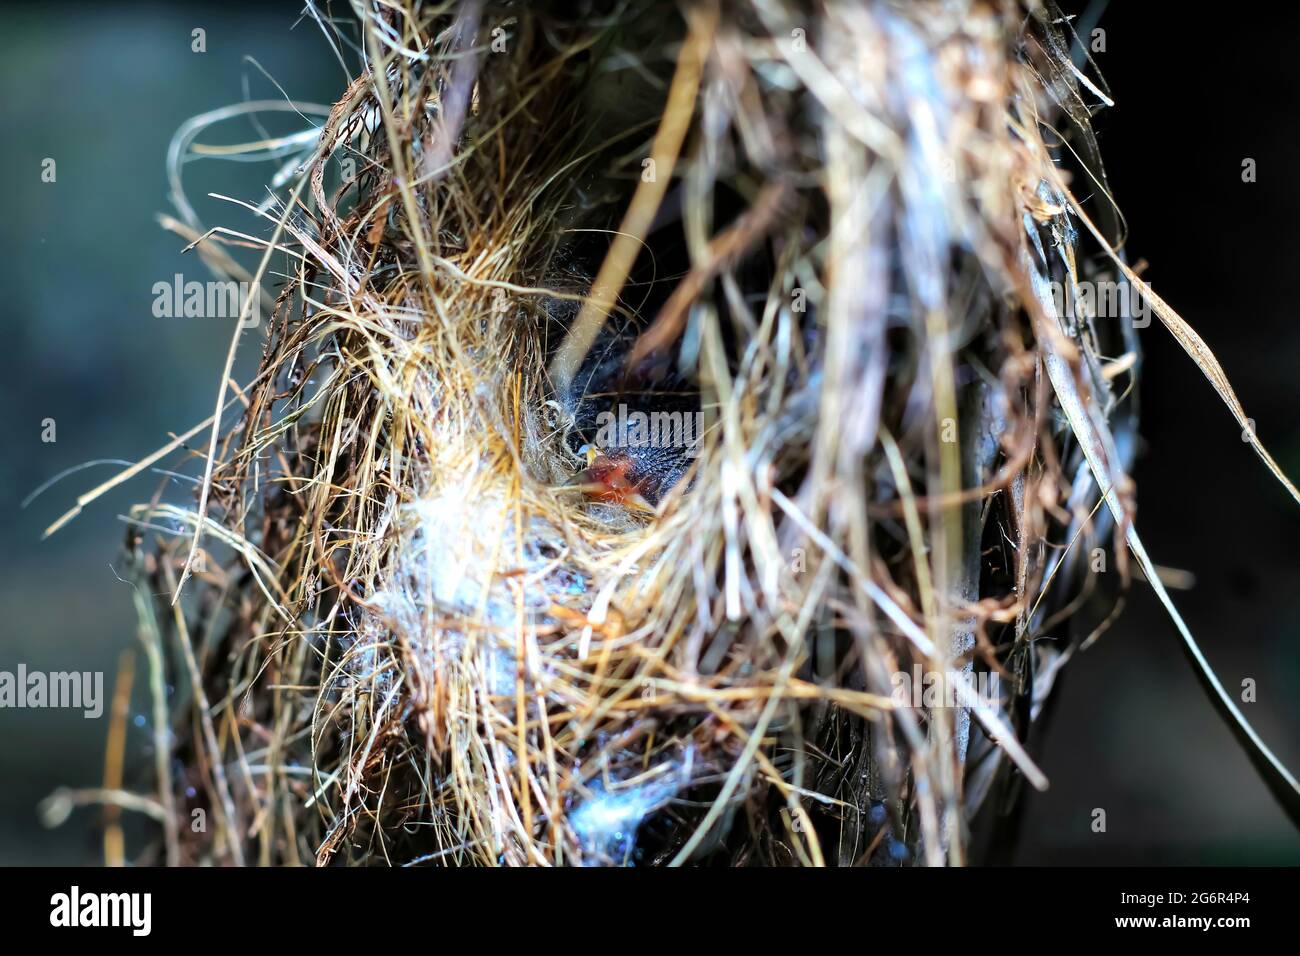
[[569, 446, 656, 513]]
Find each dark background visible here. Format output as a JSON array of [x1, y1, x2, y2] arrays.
[[1012, 1, 1300, 863], [0, 2, 1296, 865]]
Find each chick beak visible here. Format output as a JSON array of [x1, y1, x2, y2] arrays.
[[566, 445, 656, 514], [565, 444, 604, 492]]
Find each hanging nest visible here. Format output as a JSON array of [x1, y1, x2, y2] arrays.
[[58, 0, 1297, 865]]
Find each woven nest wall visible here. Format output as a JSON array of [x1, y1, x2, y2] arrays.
[[65, 0, 1296, 866]]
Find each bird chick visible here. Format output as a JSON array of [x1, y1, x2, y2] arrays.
[[551, 316, 701, 511], [571, 445, 657, 513]]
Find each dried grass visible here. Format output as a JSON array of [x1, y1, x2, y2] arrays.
[[46, 0, 1299, 865]]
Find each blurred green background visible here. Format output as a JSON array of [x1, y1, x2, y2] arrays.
[[0, 2, 340, 864], [0, 2, 1295, 865]]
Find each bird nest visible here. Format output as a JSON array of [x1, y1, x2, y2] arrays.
[[52, 0, 1296, 865]]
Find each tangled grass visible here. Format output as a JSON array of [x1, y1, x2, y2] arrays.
[[46, 0, 1299, 865]]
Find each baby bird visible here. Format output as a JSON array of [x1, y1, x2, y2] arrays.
[[553, 317, 701, 511], [570, 445, 657, 513]]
